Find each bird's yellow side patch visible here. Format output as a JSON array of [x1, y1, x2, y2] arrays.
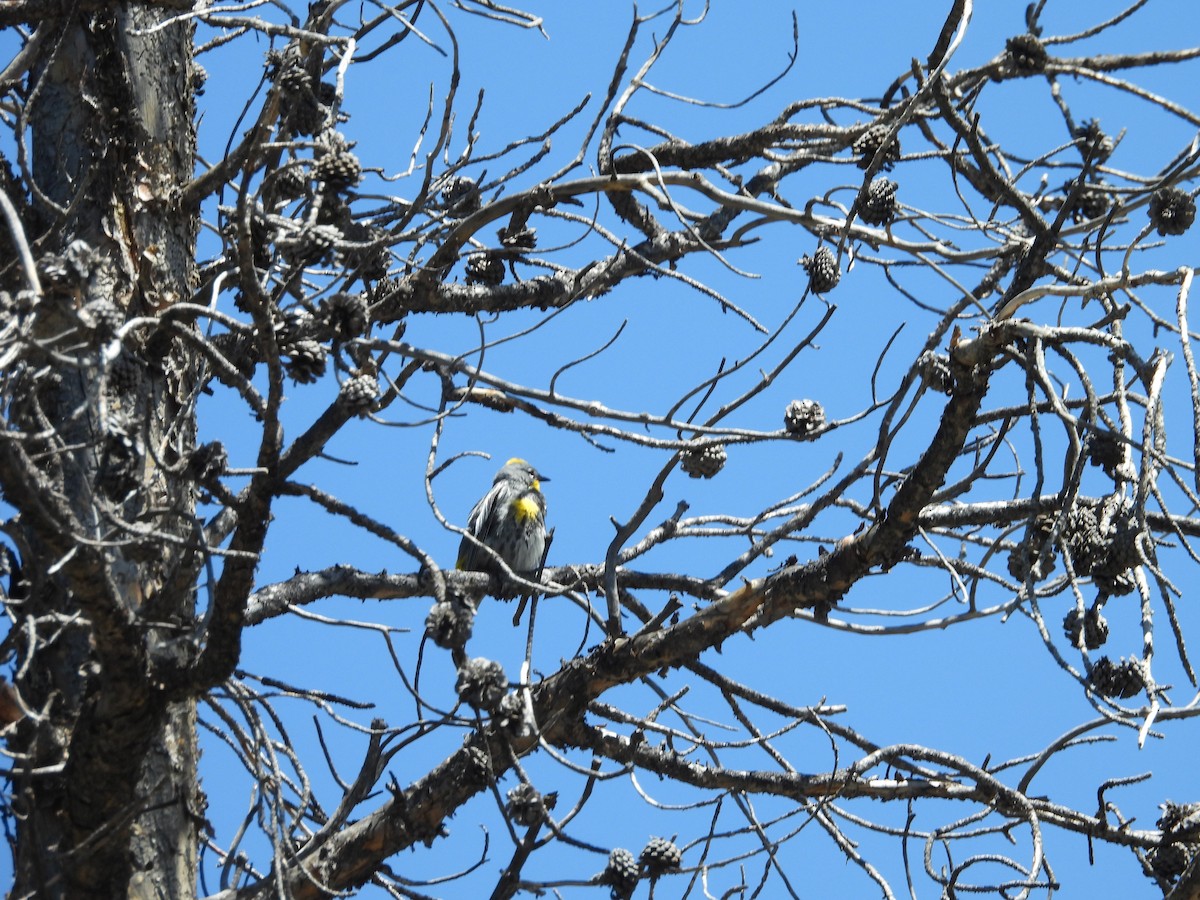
[[512, 496, 541, 523]]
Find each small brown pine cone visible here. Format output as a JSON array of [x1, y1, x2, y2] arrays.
[[465, 252, 506, 286], [1148, 187, 1196, 237], [600, 848, 639, 900], [313, 150, 361, 191], [1074, 119, 1114, 163], [783, 399, 825, 438], [1062, 604, 1108, 650], [639, 837, 682, 877], [424, 600, 473, 650], [801, 247, 840, 293], [680, 442, 727, 479], [455, 657, 508, 712], [282, 339, 327, 384], [859, 178, 898, 226], [1005, 33, 1048, 74], [339, 373, 379, 416], [505, 783, 547, 828], [442, 176, 482, 217], [1088, 655, 1144, 700], [853, 124, 900, 170]]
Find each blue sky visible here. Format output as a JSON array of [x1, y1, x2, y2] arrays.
[[4, 1, 1200, 896]]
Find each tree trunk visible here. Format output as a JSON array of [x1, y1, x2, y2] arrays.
[[10, 8, 202, 898]]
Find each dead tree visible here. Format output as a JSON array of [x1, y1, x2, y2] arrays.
[[1, 1, 1199, 897]]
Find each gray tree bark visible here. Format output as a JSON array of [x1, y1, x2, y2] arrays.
[[10, 8, 202, 898]]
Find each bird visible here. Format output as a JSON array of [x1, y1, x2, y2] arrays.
[[456, 458, 549, 577]]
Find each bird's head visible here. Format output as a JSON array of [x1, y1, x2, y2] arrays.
[[499, 457, 548, 491]]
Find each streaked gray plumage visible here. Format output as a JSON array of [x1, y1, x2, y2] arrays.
[[456, 458, 548, 575]]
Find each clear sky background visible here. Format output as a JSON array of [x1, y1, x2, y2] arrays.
[[4, 1, 1200, 897]]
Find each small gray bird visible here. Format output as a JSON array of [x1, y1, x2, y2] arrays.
[[456, 458, 549, 576]]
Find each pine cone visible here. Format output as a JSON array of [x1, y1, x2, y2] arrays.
[[465, 252, 505, 286], [210, 332, 256, 382], [783, 399, 825, 438], [342, 225, 390, 283], [853, 124, 900, 170], [859, 178, 898, 226], [680, 441, 727, 478], [358, 244, 391, 282], [1149, 801, 1200, 885], [316, 194, 351, 228], [442, 176, 482, 217], [456, 657, 508, 712], [1007, 513, 1057, 582], [1063, 604, 1109, 650], [187, 441, 228, 486], [97, 412, 142, 500], [271, 50, 312, 96], [1073, 182, 1111, 222], [1006, 33, 1048, 74], [1147, 842, 1194, 885], [313, 149, 361, 191], [282, 339, 327, 384], [275, 306, 313, 343], [499, 223, 537, 251], [1088, 656, 1144, 699], [1074, 119, 1114, 163], [600, 848, 640, 900], [64, 239, 100, 281], [284, 91, 324, 136], [321, 291, 370, 339], [269, 55, 325, 135], [505, 783, 546, 828], [639, 837, 682, 877], [1088, 497, 1140, 596], [223, 211, 273, 270], [272, 165, 309, 203], [1159, 801, 1200, 838], [1092, 542, 1139, 598], [1062, 503, 1103, 576], [1095, 568, 1136, 598], [1086, 430, 1122, 478], [106, 351, 141, 397], [280, 223, 340, 266], [339, 374, 379, 416], [1148, 187, 1196, 236], [424, 600, 473, 650], [801, 247, 840, 293]]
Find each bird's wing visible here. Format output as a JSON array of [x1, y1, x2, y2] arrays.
[[456, 484, 502, 569]]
